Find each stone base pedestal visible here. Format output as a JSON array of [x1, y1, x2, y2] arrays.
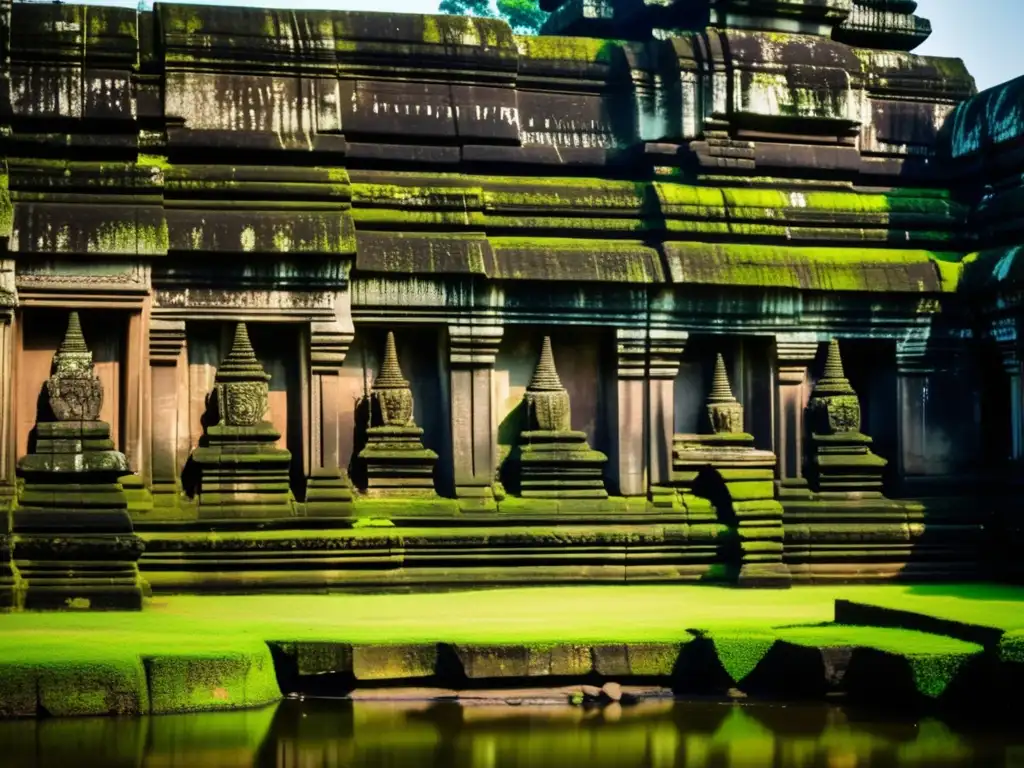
[[13, 533, 145, 610], [305, 468, 356, 518], [455, 476, 497, 512], [359, 426, 438, 498], [807, 432, 887, 495], [192, 423, 295, 521], [120, 475, 155, 519], [519, 430, 609, 499], [674, 432, 790, 589], [14, 421, 146, 610]]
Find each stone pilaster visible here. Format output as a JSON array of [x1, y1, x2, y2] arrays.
[[0, 260, 16, 607], [615, 328, 686, 498], [448, 324, 503, 512], [306, 319, 356, 517], [894, 333, 938, 482], [772, 334, 819, 495], [995, 330, 1024, 463], [147, 318, 186, 510]]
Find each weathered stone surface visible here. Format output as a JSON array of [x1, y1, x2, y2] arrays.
[[352, 644, 438, 680], [0, 0, 1006, 594]]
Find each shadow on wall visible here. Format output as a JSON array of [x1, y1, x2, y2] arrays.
[[497, 399, 527, 495]]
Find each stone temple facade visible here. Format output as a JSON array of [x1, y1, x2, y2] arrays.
[[0, 0, 1021, 607]]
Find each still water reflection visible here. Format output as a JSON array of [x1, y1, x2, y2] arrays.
[[3, 697, 1023, 768]]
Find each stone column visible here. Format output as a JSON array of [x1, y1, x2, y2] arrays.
[[147, 318, 186, 509], [306, 316, 355, 517], [997, 338, 1024, 462], [0, 294, 16, 608], [772, 334, 819, 494], [615, 328, 686, 498], [449, 324, 503, 512], [0, 307, 14, 505], [0, 259, 14, 504], [895, 336, 932, 482]]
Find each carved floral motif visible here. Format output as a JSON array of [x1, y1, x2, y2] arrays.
[[222, 382, 268, 426]]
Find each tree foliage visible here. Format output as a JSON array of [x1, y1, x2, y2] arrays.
[[438, 0, 549, 35]]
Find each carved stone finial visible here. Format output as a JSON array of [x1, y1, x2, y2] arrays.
[[526, 336, 571, 431], [808, 339, 861, 434], [372, 331, 413, 427], [528, 336, 564, 392], [46, 311, 103, 421], [707, 353, 744, 434], [215, 322, 270, 427], [374, 331, 410, 390]]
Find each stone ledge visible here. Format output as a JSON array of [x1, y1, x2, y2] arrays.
[[2, 585, 1022, 718]]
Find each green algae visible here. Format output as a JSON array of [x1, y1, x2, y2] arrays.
[[514, 35, 624, 64], [701, 631, 777, 684], [665, 242, 963, 292], [0, 170, 11, 239], [776, 625, 982, 699], [1, 586, 1019, 715]]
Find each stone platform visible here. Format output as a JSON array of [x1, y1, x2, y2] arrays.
[[1, 584, 1023, 719]]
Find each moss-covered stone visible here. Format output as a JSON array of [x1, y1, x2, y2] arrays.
[[352, 644, 437, 680], [146, 643, 280, 714]]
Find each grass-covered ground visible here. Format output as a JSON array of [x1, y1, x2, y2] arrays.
[[1, 584, 1022, 717]]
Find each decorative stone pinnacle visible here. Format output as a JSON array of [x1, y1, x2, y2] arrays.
[[58, 311, 89, 356], [214, 322, 271, 427], [373, 331, 409, 390], [528, 336, 564, 392], [708, 353, 737, 404], [812, 339, 856, 397], [216, 322, 270, 383], [706, 352, 743, 434], [808, 339, 862, 435], [46, 311, 103, 421]]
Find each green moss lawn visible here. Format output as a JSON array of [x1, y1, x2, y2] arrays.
[[1, 584, 1022, 717]]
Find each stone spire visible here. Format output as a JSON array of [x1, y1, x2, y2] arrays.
[[808, 339, 861, 434], [811, 339, 856, 397], [371, 331, 413, 427], [373, 331, 409, 390], [46, 311, 103, 421], [214, 322, 270, 427], [706, 353, 744, 434], [709, 353, 735, 402], [359, 329, 437, 496], [192, 321, 296, 522], [528, 336, 564, 392], [58, 311, 89, 356], [526, 336, 571, 431], [216, 323, 270, 383]]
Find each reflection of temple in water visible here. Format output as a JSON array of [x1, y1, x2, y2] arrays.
[[1, 698, 1015, 767], [262, 700, 1000, 768]]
